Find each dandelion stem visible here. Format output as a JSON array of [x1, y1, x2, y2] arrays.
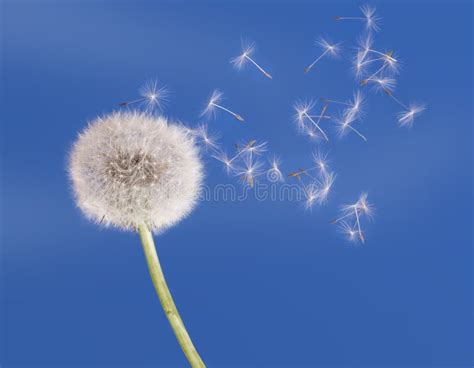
[[354, 208, 365, 243], [138, 223, 206, 368], [245, 55, 272, 79], [367, 49, 397, 63], [304, 112, 329, 141], [337, 16, 366, 20], [321, 98, 352, 106], [365, 62, 387, 82], [305, 49, 329, 73], [385, 92, 408, 109], [346, 124, 367, 141], [211, 103, 244, 122], [331, 211, 353, 224]]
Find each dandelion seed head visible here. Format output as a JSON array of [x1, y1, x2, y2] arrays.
[[69, 111, 203, 233], [397, 104, 426, 127]]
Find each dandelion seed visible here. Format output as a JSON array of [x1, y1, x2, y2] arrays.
[[367, 77, 397, 93], [335, 4, 381, 32], [316, 171, 336, 204], [335, 114, 368, 142], [356, 192, 374, 219], [339, 221, 359, 243], [312, 149, 330, 175], [332, 193, 374, 243], [211, 150, 235, 174], [119, 80, 169, 112], [288, 168, 305, 181], [267, 156, 285, 182], [322, 91, 364, 117], [304, 38, 340, 74], [293, 100, 330, 141], [231, 40, 272, 79], [235, 154, 265, 188], [397, 104, 426, 127], [201, 89, 244, 122], [304, 184, 320, 210], [192, 123, 220, 152], [237, 140, 268, 157]]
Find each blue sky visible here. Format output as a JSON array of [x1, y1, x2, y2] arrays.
[[2, 0, 473, 367]]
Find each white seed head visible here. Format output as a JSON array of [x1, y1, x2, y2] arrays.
[[69, 111, 204, 233]]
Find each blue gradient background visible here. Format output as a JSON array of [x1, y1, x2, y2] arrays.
[[1, 0, 472, 367]]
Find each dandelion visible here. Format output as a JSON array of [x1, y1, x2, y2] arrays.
[[231, 40, 272, 79], [304, 38, 340, 74], [201, 89, 244, 122], [334, 4, 381, 32], [69, 111, 206, 367], [119, 80, 169, 112], [293, 100, 330, 141]]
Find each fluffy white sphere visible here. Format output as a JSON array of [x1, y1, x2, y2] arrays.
[[69, 111, 204, 233]]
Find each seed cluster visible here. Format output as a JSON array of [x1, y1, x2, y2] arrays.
[[105, 151, 165, 187]]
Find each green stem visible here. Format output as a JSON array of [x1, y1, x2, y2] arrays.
[[138, 223, 206, 368]]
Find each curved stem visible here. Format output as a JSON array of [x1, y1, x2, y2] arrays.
[[138, 223, 206, 368]]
